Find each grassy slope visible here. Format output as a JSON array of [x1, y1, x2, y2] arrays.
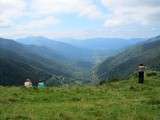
[[0, 73, 160, 120]]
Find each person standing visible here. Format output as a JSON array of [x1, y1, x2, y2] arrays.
[[138, 64, 145, 84]]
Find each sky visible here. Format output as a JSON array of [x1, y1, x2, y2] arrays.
[[0, 0, 160, 39]]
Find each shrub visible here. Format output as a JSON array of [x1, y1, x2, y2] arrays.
[[146, 71, 157, 77]]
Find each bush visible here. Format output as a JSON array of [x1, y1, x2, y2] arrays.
[[146, 71, 157, 77], [99, 80, 106, 85]]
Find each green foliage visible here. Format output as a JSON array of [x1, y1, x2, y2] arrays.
[[0, 74, 160, 120], [146, 71, 159, 77]]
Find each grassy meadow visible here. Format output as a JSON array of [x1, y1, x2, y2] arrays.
[[0, 72, 160, 120]]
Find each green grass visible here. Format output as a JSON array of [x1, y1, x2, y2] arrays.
[[0, 73, 160, 120]]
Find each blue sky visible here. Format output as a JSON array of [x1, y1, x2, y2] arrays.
[[0, 0, 160, 39]]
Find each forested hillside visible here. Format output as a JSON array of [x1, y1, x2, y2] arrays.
[[96, 35, 160, 81], [0, 38, 74, 85], [16, 37, 98, 83]]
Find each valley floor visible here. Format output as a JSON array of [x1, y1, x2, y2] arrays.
[[0, 74, 160, 120]]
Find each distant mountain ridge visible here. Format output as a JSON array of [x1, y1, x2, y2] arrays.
[[62, 37, 145, 50], [16, 36, 93, 62], [60, 37, 146, 63], [96, 35, 160, 81], [16, 36, 146, 65]]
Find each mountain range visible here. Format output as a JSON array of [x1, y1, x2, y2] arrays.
[[96, 35, 160, 81], [0, 36, 151, 86], [16, 36, 94, 62], [0, 38, 74, 85], [63, 37, 145, 50]]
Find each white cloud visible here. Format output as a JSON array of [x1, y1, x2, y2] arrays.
[[18, 16, 60, 31], [0, 0, 103, 34], [30, 0, 102, 19], [0, 0, 159, 38], [102, 0, 160, 27], [0, 0, 26, 27], [0, 0, 102, 28]]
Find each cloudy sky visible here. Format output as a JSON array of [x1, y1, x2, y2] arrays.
[[0, 0, 160, 39]]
